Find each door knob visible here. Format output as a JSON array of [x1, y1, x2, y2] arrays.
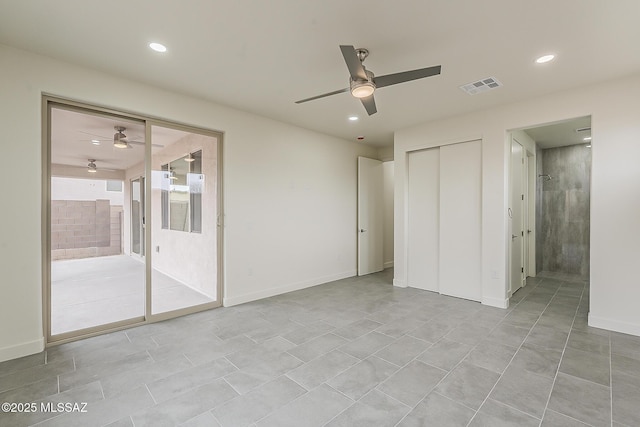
[[360, 229, 367, 233], [512, 234, 518, 239]]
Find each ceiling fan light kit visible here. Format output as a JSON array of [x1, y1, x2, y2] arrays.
[[295, 45, 441, 116], [350, 79, 375, 98], [113, 126, 129, 148], [87, 159, 97, 173]]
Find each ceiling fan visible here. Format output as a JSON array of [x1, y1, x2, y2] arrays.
[[79, 126, 163, 149], [86, 159, 118, 173], [295, 45, 442, 115]]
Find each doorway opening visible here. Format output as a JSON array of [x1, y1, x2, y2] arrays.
[[509, 116, 592, 296], [44, 98, 223, 343]]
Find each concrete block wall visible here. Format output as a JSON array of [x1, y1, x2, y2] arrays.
[[51, 200, 123, 261]]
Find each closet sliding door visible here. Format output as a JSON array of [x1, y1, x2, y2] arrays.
[[405, 140, 482, 301], [439, 140, 482, 301], [407, 148, 440, 292]]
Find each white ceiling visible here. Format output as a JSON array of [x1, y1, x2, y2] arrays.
[[524, 116, 591, 150], [2, 1, 639, 147], [51, 107, 190, 171]]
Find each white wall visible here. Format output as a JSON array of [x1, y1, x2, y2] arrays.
[[0, 44, 378, 361], [51, 177, 124, 205], [382, 161, 394, 268], [394, 73, 640, 336], [511, 130, 536, 154], [149, 133, 218, 298]]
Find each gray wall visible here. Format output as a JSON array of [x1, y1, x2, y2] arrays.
[[537, 144, 591, 277]]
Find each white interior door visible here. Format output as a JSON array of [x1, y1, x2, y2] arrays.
[[407, 148, 439, 291], [510, 138, 525, 294], [439, 140, 482, 301], [358, 156, 383, 275]]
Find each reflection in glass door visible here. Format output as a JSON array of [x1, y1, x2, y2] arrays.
[[149, 124, 221, 315]]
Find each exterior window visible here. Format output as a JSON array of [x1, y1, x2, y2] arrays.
[[106, 180, 123, 192], [161, 150, 202, 233]]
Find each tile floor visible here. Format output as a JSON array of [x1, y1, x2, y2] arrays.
[[1, 270, 639, 426], [51, 255, 214, 335]]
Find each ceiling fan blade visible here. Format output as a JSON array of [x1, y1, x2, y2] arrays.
[[78, 130, 111, 139], [127, 140, 164, 148], [295, 88, 349, 104], [340, 45, 367, 80], [360, 95, 377, 116], [373, 65, 441, 88]]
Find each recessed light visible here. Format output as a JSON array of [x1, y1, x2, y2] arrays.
[[583, 136, 592, 141], [91, 139, 100, 145], [536, 54, 555, 64], [348, 116, 359, 121], [149, 42, 167, 53]]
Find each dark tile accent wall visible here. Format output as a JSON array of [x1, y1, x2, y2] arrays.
[[537, 145, 591, 277]]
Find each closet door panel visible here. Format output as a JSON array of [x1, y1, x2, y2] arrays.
[[407, 148, 440, 292], [439, 140, 482, 301]]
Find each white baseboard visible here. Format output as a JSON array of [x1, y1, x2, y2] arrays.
[[482, 296, 509, 309], [588, 313, 640, 337], [0, 337, 45, 363], [393, 278, 406, 288], [223, 270, 357, 307], [383, 261, 394, 269]]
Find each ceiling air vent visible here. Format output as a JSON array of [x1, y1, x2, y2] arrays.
[[459, 77, 502, 95]]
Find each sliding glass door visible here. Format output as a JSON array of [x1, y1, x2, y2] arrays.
[[48, 104, 146, 338], [46, 98, 223, 343], [149, 123, 221, 315]]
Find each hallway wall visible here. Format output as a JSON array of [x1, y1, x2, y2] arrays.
[[538, 145, 591, 277]]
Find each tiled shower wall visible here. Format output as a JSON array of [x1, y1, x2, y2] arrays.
[[51, 200, 123, 261], [537, 145, 591, 277]]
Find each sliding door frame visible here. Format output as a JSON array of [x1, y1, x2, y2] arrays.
[[42, 95, 224, 345], [144, 118, 224, 323]]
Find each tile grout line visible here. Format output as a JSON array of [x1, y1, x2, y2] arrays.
[[321, 387, 409, 427], [392, 278, 545, 427], [537, 279, 586, 427], [144, 383, 157, 405], [465, 276, 563, 427], [321, 382, 358, 425], [220, 376, 243, 397]]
